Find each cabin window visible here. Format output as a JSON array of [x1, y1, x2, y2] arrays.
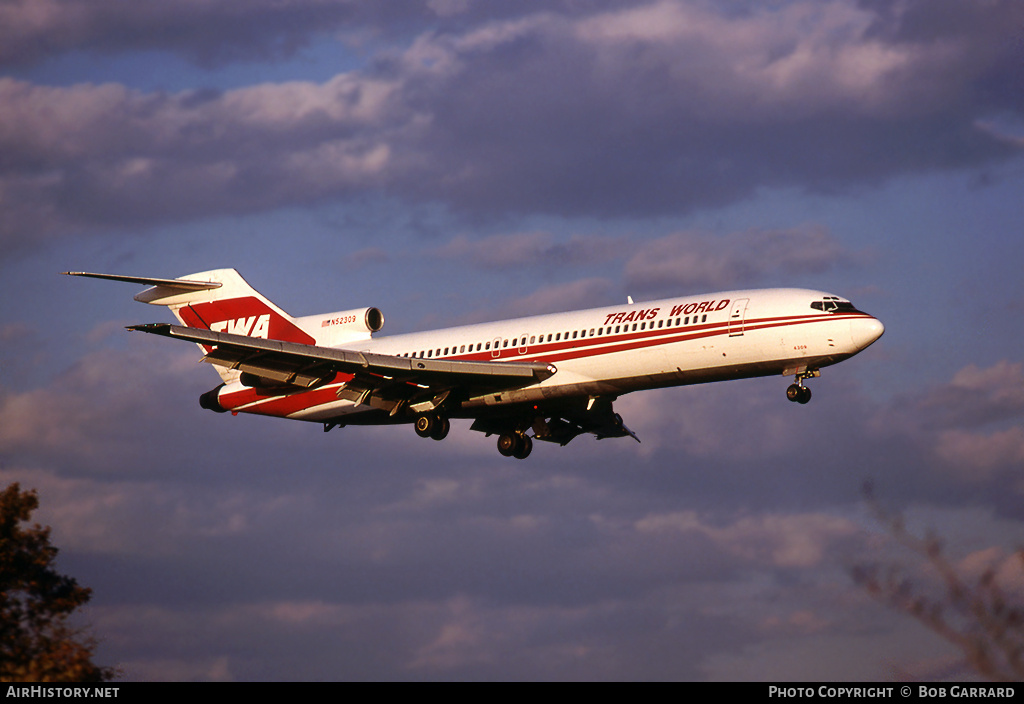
[[701, 314, 707, 323], [530, 336, 536, 344], [590, 329, 595, 336], [485, 342, 490, 350], [503, 339, 508, 348]]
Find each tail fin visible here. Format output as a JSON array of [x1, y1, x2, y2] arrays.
[[136, 268, 314, 345], [65, 269, 314, 382]]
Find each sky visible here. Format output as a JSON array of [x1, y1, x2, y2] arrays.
[[2, 0, 1024, 682]]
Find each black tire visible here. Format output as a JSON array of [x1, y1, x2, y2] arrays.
[[415, 414, 435, 438], [431, 416, 450, 441], [497, 433, 517, 457], [512, 434, 533, 460]]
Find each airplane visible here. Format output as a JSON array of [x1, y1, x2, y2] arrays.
[[64, 269, 884, 459]]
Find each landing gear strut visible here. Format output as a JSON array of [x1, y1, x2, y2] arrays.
[[414, 413, 450, 441], [497, 431, 533, 459]]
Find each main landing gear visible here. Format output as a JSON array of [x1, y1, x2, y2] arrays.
[[786, 369, 819, 405], [497, 431, 533, 460], [414, 412, 534, 459], [414, 413, 450, 441]]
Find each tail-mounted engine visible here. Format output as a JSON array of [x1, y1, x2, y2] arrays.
[[294, 307, 384, 346], [199, 385, 227, 413]]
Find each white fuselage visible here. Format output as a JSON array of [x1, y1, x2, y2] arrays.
[[219, 287, 884, 422]]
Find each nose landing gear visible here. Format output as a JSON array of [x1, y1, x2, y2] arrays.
[[786, 383, 812, 404], [786, 369, 819, 404]]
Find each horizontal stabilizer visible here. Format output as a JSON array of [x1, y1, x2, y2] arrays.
[[62, 272, 223, 293]]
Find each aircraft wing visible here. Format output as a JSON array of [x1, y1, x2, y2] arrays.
[[128, 323, 556, 396]]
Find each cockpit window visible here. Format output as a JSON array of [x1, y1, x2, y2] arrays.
[[811, 296, 858, 313]]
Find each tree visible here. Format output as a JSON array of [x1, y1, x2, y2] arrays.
[[853, 483, 1024, 681], [0, 483, 115, 682]]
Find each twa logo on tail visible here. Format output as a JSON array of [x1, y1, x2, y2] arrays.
[[210, 314, 271, 338], [180, 296, 316, 345]]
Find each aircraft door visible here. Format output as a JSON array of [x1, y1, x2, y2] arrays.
[[518, 333, 528, 355], [728, 298, 749, 337], [492, 337, 502, 359]]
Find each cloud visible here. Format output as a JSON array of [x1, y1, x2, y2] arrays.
[[635, 510, 860, 568], [0, 1, 434, 69], [435, 231, 627, 270], [441, 277, 615, 325], [623, 225, 857, 293], [0, 342, 202, 464], [0, 73, 409, 250], [935, 427, 1024, 479], [878, 359, 1024, 440], [860, 359, 1024, 510], [3, 1, 1022, 252]]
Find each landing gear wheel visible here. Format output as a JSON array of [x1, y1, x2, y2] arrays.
[[511, 434, 533, 460], [430, 416, 450, 441], [497, 432, 533, 459], [497, 433, 517, 457], [786, 384, 812, 404], [414, 414, 435, 438], [416, 414, 450, 440]]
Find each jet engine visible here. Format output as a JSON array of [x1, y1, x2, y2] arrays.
[[199, 385, 227, 413], [295, 307, 384, 346]]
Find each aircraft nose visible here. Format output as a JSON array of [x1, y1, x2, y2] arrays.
[[851, 316, 885, 351]]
